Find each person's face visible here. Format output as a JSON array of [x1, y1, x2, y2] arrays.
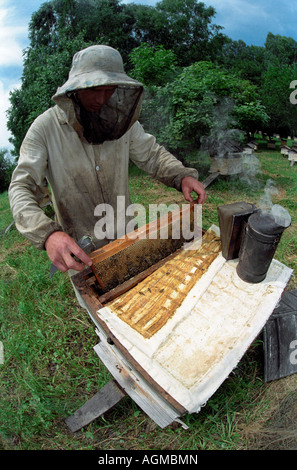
[[76, 85, 117, 112]]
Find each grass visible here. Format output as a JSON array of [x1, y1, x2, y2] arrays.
[[0, 149, 296, 451]]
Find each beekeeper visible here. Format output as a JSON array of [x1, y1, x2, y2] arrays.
[[9, 45, 206, 275]]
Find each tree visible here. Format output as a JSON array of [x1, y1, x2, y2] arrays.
[[0, 149, 15, 193], [264, 33, 297, 67], [129, 43, 179, 87], [127, 0, 228, 66], [28, 0, 138, 65], [155, 0, 227, 65], [141, 61, 269, 156], [261, 63, 297, 137], [220, 39, 265, 86], [28, 1, 58, 48]]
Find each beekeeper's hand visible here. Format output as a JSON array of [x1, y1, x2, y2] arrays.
[[181, 176, 207, 204], [45, 231, 93, 272]]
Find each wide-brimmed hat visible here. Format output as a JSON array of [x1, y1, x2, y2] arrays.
[[53, 45, 142, 99]]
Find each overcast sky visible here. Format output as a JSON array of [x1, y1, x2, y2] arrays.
[[1, 0, 297, 150]]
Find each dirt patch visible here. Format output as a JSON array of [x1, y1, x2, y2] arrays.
[[287, 276, 297, 291], [0, 240, 30, 277], [0, 240, 29, 259], [239, 374, 297, 450], [11, 240, 31, 252]]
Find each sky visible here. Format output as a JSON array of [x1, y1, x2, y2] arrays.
[[1, 0, 297, 151]]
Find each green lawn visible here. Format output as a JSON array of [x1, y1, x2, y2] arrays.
[[0, 149, 296, 450]]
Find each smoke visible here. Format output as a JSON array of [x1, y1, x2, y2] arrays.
[[259, 179, 291, 228], [200, 97, 244, 158], [239, 155, 291, 232], [240, 153, 262, 189], [198, 96, 292, 230], [237, 156, 291, 228], [259, 179, 279, 211], [271, 204, 291, 228]]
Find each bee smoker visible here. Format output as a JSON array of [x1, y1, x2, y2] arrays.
[[218, 202, 290, 284], [217, 202, 256, 260], [236, 210, 289, 283]]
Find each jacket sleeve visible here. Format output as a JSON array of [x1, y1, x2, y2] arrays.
[[128, 121, 199, 190], [8, 117, 62, 250]]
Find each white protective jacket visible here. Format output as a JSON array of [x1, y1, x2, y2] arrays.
[[9, 45, 199, 250]]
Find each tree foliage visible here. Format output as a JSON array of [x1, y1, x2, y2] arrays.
[[220, 39, 265, 86], [261, 63, 297, 136], [0, 149, 15, 193], [129, 0, 227, 66], [264, 32, 297, 66], [129, 43, 179, 87], [28, 0, 137, 60], [140, 61, 269, 156]]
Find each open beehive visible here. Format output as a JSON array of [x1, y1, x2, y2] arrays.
[[78, 203, 201, 305], [71, 203, 293, 428]]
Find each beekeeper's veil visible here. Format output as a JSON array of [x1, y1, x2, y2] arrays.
[[52, 45, 144, 144]]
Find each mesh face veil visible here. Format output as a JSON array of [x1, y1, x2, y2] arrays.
[[52, 45, 144, 144]]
